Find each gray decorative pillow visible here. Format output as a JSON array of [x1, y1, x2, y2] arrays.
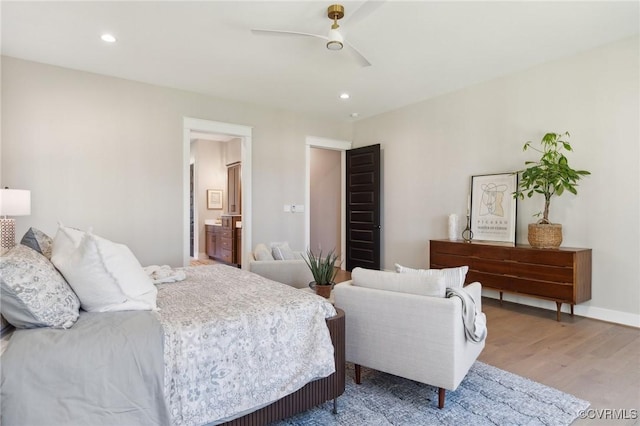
[[0, 244, 80, 329], [20, 227, 53, 260], [271, 242, 298, 260]]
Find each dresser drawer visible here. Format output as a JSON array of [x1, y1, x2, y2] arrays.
[[470, 258, 574, 283], [509, 249, 575, 267], [469, 272, 573, 302]]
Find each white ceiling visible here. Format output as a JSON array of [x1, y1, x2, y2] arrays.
[[2, 1, 638, 122]]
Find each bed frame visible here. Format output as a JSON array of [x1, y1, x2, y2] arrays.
[[223, 308, 346, 425]]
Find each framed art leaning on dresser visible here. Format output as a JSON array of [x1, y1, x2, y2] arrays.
[[470, 173, 517, 244]]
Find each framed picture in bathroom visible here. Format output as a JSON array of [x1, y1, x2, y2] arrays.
[[207, 189, 223, 210]]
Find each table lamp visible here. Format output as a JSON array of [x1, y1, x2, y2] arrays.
[[0, 188, 31, 255]]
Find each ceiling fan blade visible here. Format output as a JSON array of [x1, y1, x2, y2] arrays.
[[345, 41, 372, 67], [342, 0, 386, 29], [251, 29, 328, 41]]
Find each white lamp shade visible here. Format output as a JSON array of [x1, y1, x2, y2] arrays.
[[0, 189, 31, 216]]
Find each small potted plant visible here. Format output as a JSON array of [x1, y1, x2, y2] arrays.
[[514, 131, 590, 248], [304, 248, 340, 299]]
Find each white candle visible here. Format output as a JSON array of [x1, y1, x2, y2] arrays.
[[467, 195, 471, 216]]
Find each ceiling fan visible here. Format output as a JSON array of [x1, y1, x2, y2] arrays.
[[251, 3, 379, 67]]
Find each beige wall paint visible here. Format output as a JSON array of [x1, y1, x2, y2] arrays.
[[225, 138, 241, 165], [2, 36, 637, 324], [352, 36, 639, 322], [1, 56, 352, 266], [310, 147, 341, 257]]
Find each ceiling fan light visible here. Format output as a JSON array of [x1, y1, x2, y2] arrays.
[[327, 28, 344, 51], [327, 40, 343, 50]]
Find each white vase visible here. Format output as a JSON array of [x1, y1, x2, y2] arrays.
[[448, 214, 459, 240]]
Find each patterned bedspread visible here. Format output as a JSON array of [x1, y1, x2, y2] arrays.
[[156, 265, 337, 425]]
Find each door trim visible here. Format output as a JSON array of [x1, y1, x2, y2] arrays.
[[183, 117, 253, 268], [305, 136, 352, 267]]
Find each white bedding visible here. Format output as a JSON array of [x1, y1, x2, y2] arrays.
[[156, 265, 337, 425]]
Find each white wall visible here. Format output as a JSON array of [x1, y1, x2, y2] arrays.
[[1, 56, 352, 266], [353, 36, 639, 324]]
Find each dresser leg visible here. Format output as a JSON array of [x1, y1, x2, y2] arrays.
[[571, 304, 574, 316], [555, 302, 562, 321], [354, 364, 362, 384], [499, 291, 503, 306]]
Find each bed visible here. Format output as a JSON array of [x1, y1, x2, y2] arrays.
[[1, 253, 345, 425]]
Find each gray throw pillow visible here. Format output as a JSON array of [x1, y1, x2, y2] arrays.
[[0, 244, 80, 329], [20, 227, 53, 260], [271, 242, 298, 260]]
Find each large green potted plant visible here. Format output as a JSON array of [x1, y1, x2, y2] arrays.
[[514, 131, 590, 248], [303, 248, 340, 299]]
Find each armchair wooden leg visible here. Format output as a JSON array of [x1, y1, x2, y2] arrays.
[[438, 388, 446, 409], [354, 364, 362, 384]]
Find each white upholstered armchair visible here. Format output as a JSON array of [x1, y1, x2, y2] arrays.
[[247, 243, 313, 289], [333, 267, 486, 409]]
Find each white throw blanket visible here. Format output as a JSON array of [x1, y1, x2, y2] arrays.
[[446, 287, 487, 343], [144, 265, 187, 284]]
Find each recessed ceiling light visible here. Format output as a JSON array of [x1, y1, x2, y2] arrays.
[[350, 112, 359, 118], [101, 34, 117, 43], [339, 93, 350, 100]]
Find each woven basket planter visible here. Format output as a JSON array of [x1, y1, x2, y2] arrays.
[[528, 223, 562, 248]]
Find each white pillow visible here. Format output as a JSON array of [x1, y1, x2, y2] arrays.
[[253, 243, 275, 261], [51, 224, 86, 262], [271, 242, 297, 260], [395, 263, 469, 289], [52, 230, 157, 312], [351, 267, 445, 298]]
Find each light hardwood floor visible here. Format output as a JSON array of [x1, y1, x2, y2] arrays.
[[479, 298, 640, 425]]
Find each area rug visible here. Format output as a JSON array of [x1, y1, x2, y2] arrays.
[[274, 362, 590, 426]]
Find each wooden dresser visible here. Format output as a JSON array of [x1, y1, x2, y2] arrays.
[[205, 215, 241, 266], [429, 239, 592, 321]]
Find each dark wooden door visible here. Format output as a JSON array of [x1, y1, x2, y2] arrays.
[[346, 144, 381, 271]]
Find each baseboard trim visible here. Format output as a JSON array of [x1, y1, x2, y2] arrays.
[[482, 289, 640, 328]]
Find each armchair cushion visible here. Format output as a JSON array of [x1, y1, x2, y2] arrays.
[[352, 267, 445, 298], [395, 263, 469, 289]]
